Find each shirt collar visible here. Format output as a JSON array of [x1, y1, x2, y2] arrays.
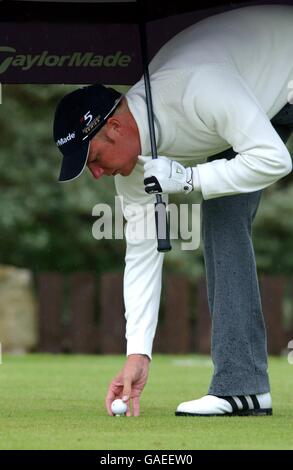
[[125, 89, 161, 156]]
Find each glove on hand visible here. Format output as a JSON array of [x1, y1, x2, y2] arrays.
[[138, 155, 194, 195]]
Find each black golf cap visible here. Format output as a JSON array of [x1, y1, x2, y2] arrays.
[[53, 84, 122, 182]]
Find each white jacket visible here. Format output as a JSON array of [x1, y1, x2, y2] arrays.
[[115, 4, 293, 359]]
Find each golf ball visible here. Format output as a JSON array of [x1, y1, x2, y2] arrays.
[[111, 399, 127, 416]]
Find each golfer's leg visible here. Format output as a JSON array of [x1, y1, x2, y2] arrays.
[[200, 113, 292, 397], [201, 155, 270, 396]]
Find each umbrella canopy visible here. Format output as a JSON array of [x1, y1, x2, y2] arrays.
[[0, 0, 251, 23], [0, 0, 279, 84], [2, 0, 292, 251]]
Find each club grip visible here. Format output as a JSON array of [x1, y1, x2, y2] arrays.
[[155, 200, 172, 252]]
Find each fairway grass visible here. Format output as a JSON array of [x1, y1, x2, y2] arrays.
[[0, 354, 293, 450]]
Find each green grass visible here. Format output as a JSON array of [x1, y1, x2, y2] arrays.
[[0, 354, 293, 450]]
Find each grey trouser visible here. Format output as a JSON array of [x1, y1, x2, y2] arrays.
[[201, 103, 293, 396]]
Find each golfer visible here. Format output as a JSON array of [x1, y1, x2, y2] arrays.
[[53, 4, 293, 417]]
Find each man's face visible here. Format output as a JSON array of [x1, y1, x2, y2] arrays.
[[86, 112, 141, 179]]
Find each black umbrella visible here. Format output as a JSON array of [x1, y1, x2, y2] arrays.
[[0, 0, 272, 251]]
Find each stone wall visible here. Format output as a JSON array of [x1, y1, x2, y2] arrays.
[[0, 266, 38, 353]]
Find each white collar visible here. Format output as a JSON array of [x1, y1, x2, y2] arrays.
[[126, 90, 161, 156]]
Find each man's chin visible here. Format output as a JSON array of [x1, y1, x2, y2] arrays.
[[123, 162, 139, 176], [120, 168, 132, 177]]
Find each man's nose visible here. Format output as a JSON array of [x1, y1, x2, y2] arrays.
[[88, 164, 104, 180]]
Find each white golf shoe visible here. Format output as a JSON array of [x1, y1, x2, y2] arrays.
[[175, 393, 272, 416]]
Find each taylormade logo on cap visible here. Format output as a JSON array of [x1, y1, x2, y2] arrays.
[[57, 132, 75, 147]]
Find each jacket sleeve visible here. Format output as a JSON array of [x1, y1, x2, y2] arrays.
[[193, 65, 292, 200], [114, 160, 166, 360]]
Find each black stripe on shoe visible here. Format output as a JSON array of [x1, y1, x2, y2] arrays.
[[250, 394, 261, 410], [216, 396, 238, 413], [236, 395, 249, 411]]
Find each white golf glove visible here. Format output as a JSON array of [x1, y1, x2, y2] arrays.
[[138, 155, 194, 195]]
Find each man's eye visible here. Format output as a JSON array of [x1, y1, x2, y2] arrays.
[[88, 156, 99, 165]]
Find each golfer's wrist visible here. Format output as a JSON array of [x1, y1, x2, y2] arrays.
[[127, 353, 151, 362], [127, 353, 150, 361], [190, 166, 201, 192]]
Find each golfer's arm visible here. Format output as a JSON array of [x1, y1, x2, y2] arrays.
[[114, 168, 165, 360], [193, 67, 292, 200]]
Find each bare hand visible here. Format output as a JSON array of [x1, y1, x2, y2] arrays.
[[105, 354, 150, 417]]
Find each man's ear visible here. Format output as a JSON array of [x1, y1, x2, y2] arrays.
[[105, 117, 123, 140]]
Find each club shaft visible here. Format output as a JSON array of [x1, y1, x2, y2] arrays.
[[138, 17, 171, 251]]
